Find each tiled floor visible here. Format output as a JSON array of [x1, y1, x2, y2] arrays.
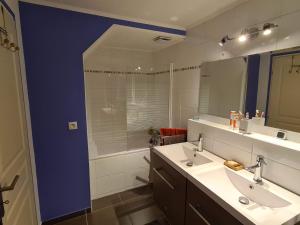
[[54, 185, 168, 225]]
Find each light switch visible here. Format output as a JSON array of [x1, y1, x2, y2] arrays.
[[68, 121, 78, 130]]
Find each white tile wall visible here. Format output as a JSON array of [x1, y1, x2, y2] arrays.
[[89, 149, 150, 199], [188, 119, 300, 195], [171, 70, 200, 128]]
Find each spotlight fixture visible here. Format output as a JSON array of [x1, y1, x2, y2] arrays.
[[238, 34, 248, 42], [263, 23, 278, 36], [218, 22, 278, 46], [218, 35, 234, 47]]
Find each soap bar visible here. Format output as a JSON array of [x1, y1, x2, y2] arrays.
[[224, 160, 244, 171]]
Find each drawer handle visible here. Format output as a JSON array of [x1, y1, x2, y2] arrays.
[[189, 203, 211, 225], [153, 168, 175, 190]]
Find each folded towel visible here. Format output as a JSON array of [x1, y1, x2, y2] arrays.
[[161, 134, 186, 145], [160, 128, 187, 136]]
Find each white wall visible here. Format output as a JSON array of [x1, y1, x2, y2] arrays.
[[188, 119, 300, 195]]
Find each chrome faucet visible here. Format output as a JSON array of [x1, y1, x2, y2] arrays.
[[191, 133, 204, 156], [246, 155, 267, 184]]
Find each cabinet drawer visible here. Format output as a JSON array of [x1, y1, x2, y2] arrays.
[[185, 202, 212, 225], [151, 151, 186, 225], [187, 181, 243, 225]]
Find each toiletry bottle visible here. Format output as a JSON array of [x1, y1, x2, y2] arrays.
[[230, 111, 236, 128]]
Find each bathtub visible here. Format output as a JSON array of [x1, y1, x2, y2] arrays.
[[89, 148, 150, 200]]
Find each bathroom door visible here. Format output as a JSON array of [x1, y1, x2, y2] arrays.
[[267, 53, 300, 132], [0, 4, 37, 225]]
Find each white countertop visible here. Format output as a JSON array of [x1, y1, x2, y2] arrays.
[[154, 142, 300, 225]]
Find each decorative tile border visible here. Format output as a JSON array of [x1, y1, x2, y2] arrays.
[[84, 65, 201, 76]]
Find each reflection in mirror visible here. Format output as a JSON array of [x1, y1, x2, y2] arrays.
[[199, 57, 248, 118], [265, 49, 300, 133]]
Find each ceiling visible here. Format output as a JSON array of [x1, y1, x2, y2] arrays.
[[43, 0, 247, 29], [86, 25, 185, 53]]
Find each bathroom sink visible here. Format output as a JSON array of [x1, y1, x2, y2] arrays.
[[164, 144, 212, 168], [195, 167, 291, 208]]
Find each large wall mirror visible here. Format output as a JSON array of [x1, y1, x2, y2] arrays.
[[199, 47, 300, 133], [198, 6, 300, 134]]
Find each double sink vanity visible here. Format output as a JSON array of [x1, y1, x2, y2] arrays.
[[152, 142, 300, 225]]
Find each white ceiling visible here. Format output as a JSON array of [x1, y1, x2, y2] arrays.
[[85, 25, 184, 54], [42, 0, 247, 29]]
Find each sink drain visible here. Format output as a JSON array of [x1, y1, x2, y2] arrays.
[[239, 196, 249, 205], [186, 161, 193, 167]]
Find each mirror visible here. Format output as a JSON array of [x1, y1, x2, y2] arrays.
[[199, 57, 248, 118], [199, 47, 300, 133]]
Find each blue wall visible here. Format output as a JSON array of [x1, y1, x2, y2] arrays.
[[19, 2, 185, 222], [245, 54, 260, 118]]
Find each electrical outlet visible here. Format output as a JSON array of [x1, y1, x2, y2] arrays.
[[68, 121, 78, 130]]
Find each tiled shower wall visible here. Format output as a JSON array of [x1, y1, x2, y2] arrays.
[[188, 119, 300, 195]]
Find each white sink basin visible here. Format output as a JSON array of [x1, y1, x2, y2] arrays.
[[164, 144, 212, 168], [196, 167, 291, 208]]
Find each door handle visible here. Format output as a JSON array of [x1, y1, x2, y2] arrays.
[[153, 168, 175, 190], [0, 175, 20, 192]]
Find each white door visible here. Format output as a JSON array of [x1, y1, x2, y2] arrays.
[[267, 53, 300, 132], [0, 4, 37, 225]]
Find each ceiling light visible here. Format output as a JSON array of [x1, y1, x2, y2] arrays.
[[218, 22, 278, 46], [219, 37, 226, 46], [238, 34, 248, 42], [218, 35, 234, 47], [262, 23, 277, 36], [263, 29, 272, 36]]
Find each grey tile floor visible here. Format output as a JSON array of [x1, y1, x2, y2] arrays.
[[54, 185, 169, 225]]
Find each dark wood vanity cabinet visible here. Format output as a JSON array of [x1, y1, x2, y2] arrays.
[[151, 151, 187, 225], [152, 150, 245, 225], [186, 181, 243, 225]]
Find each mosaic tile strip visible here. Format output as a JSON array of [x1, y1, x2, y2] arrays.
[[84, 65, 201, 76]]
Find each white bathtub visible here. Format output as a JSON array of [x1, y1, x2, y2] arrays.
[[89, 148, 150, 200]]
